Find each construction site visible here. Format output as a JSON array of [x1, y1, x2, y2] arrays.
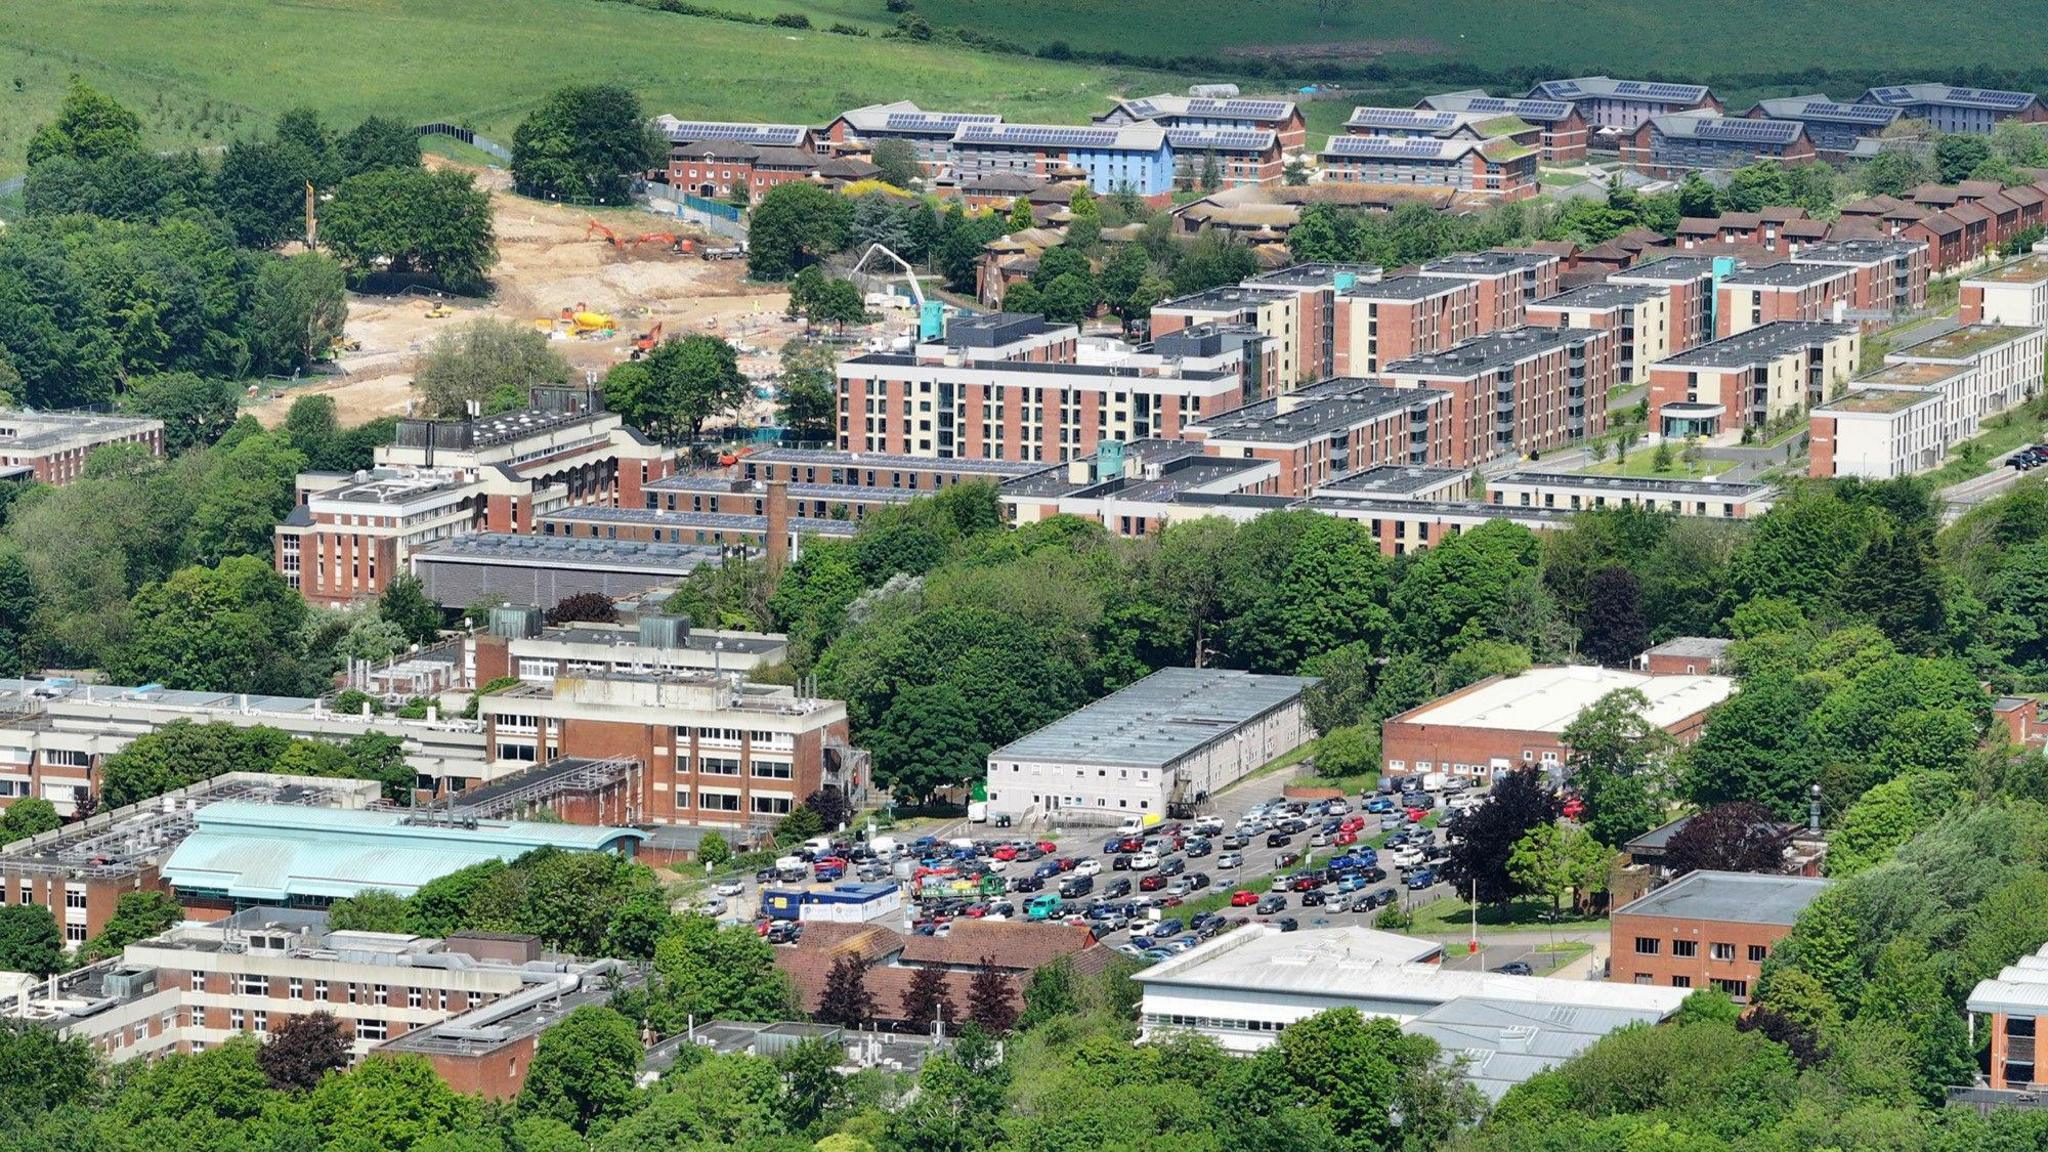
[[250, 158, 909, 431]]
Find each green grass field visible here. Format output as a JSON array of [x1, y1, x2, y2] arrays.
[[0, 0, 1166, 180], [1587, 453, 1737, 480]]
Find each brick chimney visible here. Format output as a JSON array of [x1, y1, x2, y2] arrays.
[[764, 479, 790, 570]]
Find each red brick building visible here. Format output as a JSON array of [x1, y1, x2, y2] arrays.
[[1095, 94, 1308, 153], [1609, 871, 1830, 1002], [0, 411, 164, 486], [1715, 261, 1857, 337], [1183, 381, 1455, 495], [1420, 249, 1563, 331], [1609, 256, 1720, 354], [1413, 92, 1590, 161], [1380, 326, 1618, 466], [1333, 276, 1481, 377], [1317, 135, 1539, 200], [1791, 238, 1931, 320]]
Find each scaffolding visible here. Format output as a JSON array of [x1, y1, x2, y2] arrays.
[[429, 754, 639, 822]]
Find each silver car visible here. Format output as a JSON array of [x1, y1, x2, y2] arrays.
[[1217, 852, 1244, 869]]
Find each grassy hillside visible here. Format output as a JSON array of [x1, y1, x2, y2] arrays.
[[749, 0, 2048, 79], [0, 0, 1165, 179]]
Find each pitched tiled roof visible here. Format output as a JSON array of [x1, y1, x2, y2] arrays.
[[1841, 194, 1904, 215], [896, 919, 1101, 971], [1912, 211, 1964, 236], [1949, 201, 1995, 225]]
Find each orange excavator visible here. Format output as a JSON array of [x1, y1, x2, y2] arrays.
[[586, 219, 624, 251], [630, 320, 665, 359], [631, 232, 693, 254]]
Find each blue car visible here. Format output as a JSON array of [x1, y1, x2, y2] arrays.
[[1033, 860, 1063, 880], [1337, 874, 1369, 894], [1405, 867, 1436, 889], [1365, 797, 1395, 814], [1104, 838, 1126, 854], [913, 835, 940, 849]]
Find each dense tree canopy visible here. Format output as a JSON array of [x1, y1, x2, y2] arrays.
[[511, 85, 663, 205]]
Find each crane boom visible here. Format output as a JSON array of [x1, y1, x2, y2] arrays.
[[850, 243, 942, 342]]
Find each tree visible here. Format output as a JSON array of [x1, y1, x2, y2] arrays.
[[870, 139, 921, 188], [0, 904, 62, 976], [120, 372, 242, 454], [259, 1011, 352, 1090], [1838, 523, 1946, 654], [79, 889, 182, 961], [1017, 957, 1079, 1030], [1580, 566, 1649, 666], [412, 318, 570, 418], [26, 78, 141, 167], [512, 85, 661, 205], [321, 167, 497, 293], [1662, 801, 1786, 876], [865, 682, 989, 805], [186, 432, 307, 566], [1561, 687, 1672, 848], [1722, 161, 1793, 213], [1936, 134, 1992, 183], [215, 137, 320, 248], [1827, 770, 1956, 877], [619, 334, 749, 443], [336, 116, 423, 179], [1507, 821, 1612, 913], [112, 557, 310, 693], [776, 339, 839, 444], [748, 182, 852, 280], [0, 796, 59, 843], [816, 954, 878, 1027], [650, 915, 794, 1024], [328, 889, 411, 933], [1443, 767, 1558, 905], [803, 788, 853, 832], [1682, 672, 1824, 818], [900, 964, 957, 1034], [966, 957, 1017, 1034], [308, 1052, 476, 1152], [380, 572, 442, 645], [518, 1005, 642, 1133], [697, 831, 733, 871], [544, 591, 617, 625], [247, 252, 351, 374], [1313, 723, 1380, 780]]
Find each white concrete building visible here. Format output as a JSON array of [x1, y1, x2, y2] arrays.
[[1963, 254, 2048, 329], [1135, 925, 1689, 1098], [1809, 383, 1946, 479], [984, 668, 1316, 825], [1487, 471, 1775, 519]]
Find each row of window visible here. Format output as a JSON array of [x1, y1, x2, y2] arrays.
[[1632, 972, 1751, 999], [668, 789, 791, 815], [1633, 937, 1768, 962]]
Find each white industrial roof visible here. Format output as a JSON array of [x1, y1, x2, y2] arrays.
[[1135, 925, 1688, 1015], [1406, 996, 1675, 1101], [1969, 942, 2048, 1015], [1395, 665, 1734, 734]]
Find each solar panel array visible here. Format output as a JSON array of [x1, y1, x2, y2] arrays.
[[1796, 100, 1898, 123], [1946, 86, 2036, 109], [956, 124, 1131, 149], [1539, 80, 1584, 97], [1613, 80, 1708, 100], [1348, 107, 1460, 131], [1867, 86, 1915, 104], [1165, 128, 1275, 150], [1324, 136, 1455, 158], [1458, 96, 1573, 120], [661, 121, 806, 146], [1690, 118, 1803, 143], [1187, 98, 1293, 119], [883, 112, 998, 131]]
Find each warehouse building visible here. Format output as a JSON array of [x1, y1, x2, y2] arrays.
[[984, 667, 1316, 825], [1380, 665, 1735, 781]]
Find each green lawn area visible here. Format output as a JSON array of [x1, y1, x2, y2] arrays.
[[0, 0, 1165, 180], [1405, 895, 1606, 935], [1928, 399, 2048, 486], [1584, 453, 1736, 480]]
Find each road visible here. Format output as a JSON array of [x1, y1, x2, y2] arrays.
[[1943, 452, 2032, 520]]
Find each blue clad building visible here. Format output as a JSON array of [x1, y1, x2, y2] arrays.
[[949, 122, 1176, 196]]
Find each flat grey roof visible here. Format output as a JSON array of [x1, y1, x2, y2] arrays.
[[1193, 384, 1442, 444], [1610, 256, 1719, 283], [1491, 470, 1771, 498], [1244, 263, 1382, 287], [1405, 996, 1678, 1102], [1613, 869, 1829, 926], [542, 507, 858, 536], [1317, 465, 1469, 496], [1720, 261, 1848, 288], [1307, 495, 1580, 524], [648, 475, 918, 502], [1793, 238, 1923, 265], [1645, 636, 1735, 659], [743, 447, 1036, 476], [990, 667, 1315, 769], [1421, 249, 1558, 276], [1156, 285, 1293, 312], [1346, 275, 1469, 301], [1530, 283, 1661, 310], [1653, 321, 1855, 369], [1385, 327, 1603, 378], [411, 534, 722, 572]]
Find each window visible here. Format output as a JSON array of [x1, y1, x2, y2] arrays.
[[230, 1009, 246, 1032], [1671, 939, 1696, 958], [1710, 978, 1749, 1000], [1709, 942, 1735, 962], [64, 888, 86, 910], [1632, 973, 1653, 985], [700, 756, 741, 777], [253, 1011, 268, 1034], [751, 794, 793, 816], [289, 978, 303, 1000], [65, 923, 85, 944], [356, 1019, 387, 1042], [315, 981, 329, 1002], [1671, 975, 1691, 988], [1634, 937, 1660, 955], [409, 987, 423, 1009], [1747, 944, 1768, 963], [375, 984, 389, 1005], [751, 760, 793, 780], [237, 975, 270, 996]]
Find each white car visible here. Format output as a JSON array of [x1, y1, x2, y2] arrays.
[[700, 896, 728, 916], [1074, 858, 1102, 877], [1130, 851, 1160, 871], [1391, 845, 1424, 868], [714, 879, 745, 897], [1309, 831, 1333, 848]]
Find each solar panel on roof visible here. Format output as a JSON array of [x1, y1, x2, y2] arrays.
[[1946, 87, 2035, 109], [1693, 118, 1801, 143], [1165, 128, 1273, 150], [1186, 98, 1291, 119], [1325, 136, 1453, 158], [1349, 108, 1458, 130], [662, 121, 805, 145], [1615, 81, 1705, 100]]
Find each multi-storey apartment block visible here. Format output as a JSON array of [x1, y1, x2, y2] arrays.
[[823, 102, 1000, 176], [1741, 97, 1900, 154], [275, 392, 673, 605], [1239, 263, 1383, 384], [1183, 379, 1454, 495], [1609, 256, 1721, 355], [1489, 472, 1775, 519], [1419, 249, 1563, 331], [1882, 324, 2046, 444], [1857, 84, 2048, 135], [1316, 135, 1538, 199], [1148, 286, 1301, 389], [1525, 283, 1672, 384], [1647, 322, 1860, 438], [1413, 92, 1589, 161], [738, 448, 1038, 490], [0, 411, 164, 486], [1381, 327, 1616, 465], [948, 123, 1176, 195], [1714, 261, 1856, 337], [1333, 276, 1481, 376], [1962, 255, 2048, 328], [1095, 95, 1308, 152], [1161, 127, 1284, 188], [1525, 77, 1721, 132], [1622, 114, 1816, 177], [1791, 238, 1931, 319], [1808, 375, 1948, 479]]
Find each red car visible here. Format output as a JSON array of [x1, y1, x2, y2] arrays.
[[963, 904, 989, 918], [1340, 816, 1366, 833], [1140, 874, 1170, 891], [1116, 836, 1144, 853], [1056, 857, 1080, 872], [1333, 830, 1358, 846], [1230, 890, 1259, 907], [1405, 808, 1428, 822], [1035, 840, 1059, 855], [992, 845, 1021, 862]]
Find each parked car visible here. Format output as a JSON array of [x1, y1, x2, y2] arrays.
[[1405, 867, 1436, 889], [1158, 856, 1186, 877], [1230, 890, 1260, 907], [1276, 916, 1300, 932], [1184, 838, 1212, 858], [1130, 851, 1161, 870], [1074, 858, 1101, 877], [1103, 877, 1132, 899], [1112, 854, 1133, 871], [1255, 894, 1288, 915], [1217, 851, 1244, 870], [714, 879, 745, 897], [1010, 875, 1044, 893], [1266, 831, 1294, 848], [1220, 834, 1250, 851], [1300, 889, 1327, 907], [1059, 875, 1094, 899], [1139, 873, 1170, 891], [1185, 872, 1210, 891], [1494, 961, 1534, 976]]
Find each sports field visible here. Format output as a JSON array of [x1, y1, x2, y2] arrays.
[[0, 0, 1161, 179]]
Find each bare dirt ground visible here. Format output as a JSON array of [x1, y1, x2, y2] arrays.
[[248, 158, 810, 428]]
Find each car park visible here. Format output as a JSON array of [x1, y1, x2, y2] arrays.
[[1185, 872, 1210, 891], [1140, 873, 1170, 891], [1103, 878, 1132, 899], [1494, 961, 1534, 976], [1266, 831, 1294, 847], [1158, 856, 1186, 877], [1130, 851, 1160, 870]]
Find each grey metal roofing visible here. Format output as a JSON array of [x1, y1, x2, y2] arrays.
[[999, 440, 1203, 499], [1651, 115, 1806, 145], [1791, 238, 1925, 265], [990, 667, 1316, 769], [1529, 282, 1662, 310], [1653, 321, 1855, 369], [542, 506, 859, 536], [1193, 385, 1443, 444], [1720, 261, 1849, 287], [1491, 471, 1772, 499], [1244, 262, 1383, 287], [1345, 275, 1469, 301], [1609, 255, 1720, 283], [1645, 636, 1736, 659], [1346, 107, 1464, 132], [1156, 285, 1293, 312], [0, 410, 162, 451], [648, 475, 917, 503], [1421, 250, 1558, 275], [1317, 465, 1470, 496], [954, 122, 1166, 151], [1861, 84, 2041, 111], [1746, 97, 1900, 126], [161, 802, 645, 901], [1529, 77, 1714, 104], [1164, 127, 1276, 152], [653, 118, 809, 145], [411, 534, 721, 572], [1308, 495, 1579, 524], [1405, 997, 1676, 1102], [1613, 869, 1829, 926], [1384, 326, 1604, 378], [742, 447, 1038, 476]]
